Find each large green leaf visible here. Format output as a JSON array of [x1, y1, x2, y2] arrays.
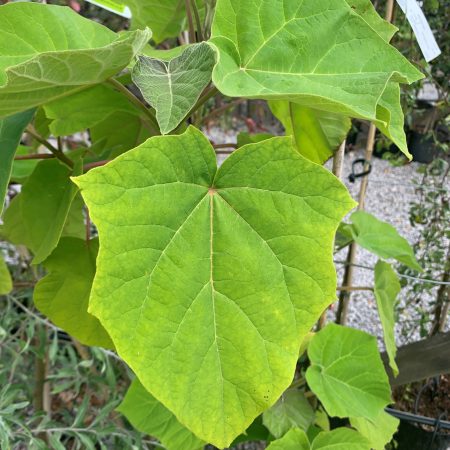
[[117, 378, 205, 450], [305, 324, 392, 421], [269, 102, 351, 164], [0, 3, 150, 118], [263, 389, 315, 438], [351, 411, 399, 450], [267, 427, 370, 450], [1, 160, 81, 264], [0, 110, 35, 213], [374, 260, 400, 376], [123, 0, 203, 44], [210, 0, 423, 157], [73, 127, 355, 448], [34, 238, 112, 348], [266, 428, 310, 450], [10, 146, 40, 185], [0, 253, 12, 295], [350, 211, 422, 271], [132, 43, 216, 134]]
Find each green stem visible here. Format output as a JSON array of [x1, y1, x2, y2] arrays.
[[26, 126, 74, 169], [189, 0, 204, 41], [106, 78, 160, 135], [185, 0, 196, 43]]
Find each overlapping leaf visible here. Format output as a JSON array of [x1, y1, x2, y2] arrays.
[[0, 3, 150, 118], [374, 260, 401, 376], [74, 126, 355, 447], [0, 110, 35, 213], [34, 238, 112, 348], [305, 324, 392, 421], [266, 428, 310, 450], [351, 411, 399, 450], [269, 102, 351, 164], [263, 389, 315, 438], [117, 378, 205, 450], [210, 0, 423, 157], [350, 211, 422, 270], [1, 160, 82, 264], [132, 43, 216, 134]]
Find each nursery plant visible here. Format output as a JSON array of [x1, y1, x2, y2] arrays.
[[0, 1, 425, 448]]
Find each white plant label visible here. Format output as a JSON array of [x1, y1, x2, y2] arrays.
[[396, 0, 441, 62], [84, 0, 132, 19]]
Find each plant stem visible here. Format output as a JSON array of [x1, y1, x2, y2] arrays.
[[26, 126, 74, 169], [189, 0, 204, 41], [14, 153, 55, 161], [83, 160, 110, 172], [106, 78, 160, 135], [185, 0, 196, 43], [180, 85, 219, 127], [213, 143, 237, 149], [202, 99, 245, 125], [337, 286, 374, 292]]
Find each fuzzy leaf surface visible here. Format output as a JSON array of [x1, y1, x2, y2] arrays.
[[350, 211, 421, 270], [1, 160, 81, 264], [117, 378, 205, 450], [34, 238, 112, 348], [0, 110, 35, 213], [74, 127, 355, 448], [374, 260, 400, 376], [132, 43, 215, 134], [305, 324, 392, 421], [0, 3, 150, 118], [210, 0, 423, 157], [263, 389, 315, 438], [269, 102, 351, 164]]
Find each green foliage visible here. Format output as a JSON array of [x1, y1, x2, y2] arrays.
[[118, 378, 205, 450], [269, 102, 351, 163], [132, 43, 215, 134], [0, 3, 150, 118], [262, 389, 315, 438], [306, 324, 392, 421], [74, 126, 354, 447], [1, 160, 83, 264], [374, 260, 401, 376], [0, 253, 12, 295], [266, 427, 310, 450], [34, 238, 112, 348], [351, 410, 400, 450], [349, 210, 422, 270], [210, 0, 422, 157], [0, 109, 35, 213]]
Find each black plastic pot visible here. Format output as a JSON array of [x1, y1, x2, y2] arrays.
[[395, 420, 450, 450], [409, 131, 439, 164]]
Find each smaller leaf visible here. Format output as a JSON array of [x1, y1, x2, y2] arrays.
[[0, 109, 35, 213], [374, 260, 401, 376], [132, 43, 216, 134], [1, 159, 81, 264], [305, 324, 392, 421], [117, 378, 205, 450], [263, 389, 315, 438], [351, 410, 399, 450], [33, 237, 113, 348], [10, 146, 39, 184], [0, 254, 12, 295], [236, 133, 275, 147], [266, 428, 310, 450], [312, 428, 370, 450], [350, 211, 422, 271]]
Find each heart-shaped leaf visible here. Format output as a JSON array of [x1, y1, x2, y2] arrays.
[[73, 127, 355, 447], [34, 238, 113, 348], [0, 3, 150, 118], [132, 43, 216, 134], [210, 0, 423, 157], [306, 324, 392, 421]]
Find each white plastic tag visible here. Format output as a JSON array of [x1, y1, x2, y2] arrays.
[[396, 0, 441, 62], [84, 0, 132, 19]]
